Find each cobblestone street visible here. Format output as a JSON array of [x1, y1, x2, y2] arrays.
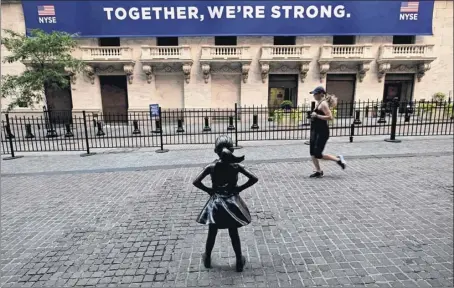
[[1, 137, 453, 287]]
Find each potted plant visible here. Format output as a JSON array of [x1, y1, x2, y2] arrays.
[[280, 100, 293, 111], [447, 103, 454, 119], [417, 93, 447, 120], [433, 92, 446, 106], [417, 101, 435, 120], [274, 101, 304, 126]]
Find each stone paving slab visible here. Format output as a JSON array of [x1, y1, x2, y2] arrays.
[[1, 136, 453, 175], [1, 154, 453, 287]]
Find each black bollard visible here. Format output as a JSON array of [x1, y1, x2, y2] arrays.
[[4, 125, 15, 139], [227, 116, 235, 131], [353, 110, 361, 125], [404, 106, 411, 122], [306, 102, 316, 125], [25, 124, 35, 139], [176, 119, 185, 133], [372, 105, 378, 118], [2, 114, 23, 160], [385, 97, 401, 143], [203, 117, 211, 132], [93, 114, 98, 128], [153, 120, 162, 133], [44, 107, 58, 138], [268, 111, 274, 122], [46, 128, 58, 138], [132, 120, 141, 135], [349, 123, 355, 143], [365, 106, 369, 118], [64, 124, 74, 137], [96, 121, 105, 136], [302, 111, 311, 126], [377, 106, 387, 123], [250, 115, 259, 129]]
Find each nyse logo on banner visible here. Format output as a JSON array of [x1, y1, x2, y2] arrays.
[[399, 1, 419, 21], [37, 5, 57, 24]]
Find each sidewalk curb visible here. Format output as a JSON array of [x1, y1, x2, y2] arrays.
[[2, 151, 451, 177]]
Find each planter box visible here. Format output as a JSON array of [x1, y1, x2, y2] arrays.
[[276, 113, 299, 126], [419, 106, 448, 121]]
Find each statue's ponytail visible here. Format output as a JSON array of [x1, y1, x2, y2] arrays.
[[219, 147, 244, 164]]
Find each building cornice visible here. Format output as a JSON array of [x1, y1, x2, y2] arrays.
[[1, 0, 22, 4]]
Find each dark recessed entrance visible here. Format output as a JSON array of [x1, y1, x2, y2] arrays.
[[383, 74, 415, 113], [99, 75, 129, 123], [45, 76, 73, 124], [326, 74, 356, 117], [268, 74, 298, 108]]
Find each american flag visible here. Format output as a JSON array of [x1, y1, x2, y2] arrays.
[[37, 5, 55, 16], [400, 1, 419, 13]]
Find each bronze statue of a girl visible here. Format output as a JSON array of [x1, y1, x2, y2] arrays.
[[193, 135, 258, 272]]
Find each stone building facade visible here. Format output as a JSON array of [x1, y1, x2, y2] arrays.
[[1, 1, 453, 115]]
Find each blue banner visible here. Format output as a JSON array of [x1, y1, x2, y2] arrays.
[[23, 1, 434, 37]]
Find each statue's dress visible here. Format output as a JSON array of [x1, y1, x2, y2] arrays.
[[196, 161, 252, 229]]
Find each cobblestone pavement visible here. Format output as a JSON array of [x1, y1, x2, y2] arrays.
[[1, 136, 453, 175], [1, 152, 453, 287]]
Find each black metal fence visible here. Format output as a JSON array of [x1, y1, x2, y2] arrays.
[[1, 99, 453, 156]]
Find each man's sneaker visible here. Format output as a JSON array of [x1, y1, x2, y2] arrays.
[[337, 155, 346, 170], [310, 171, 324, 178]]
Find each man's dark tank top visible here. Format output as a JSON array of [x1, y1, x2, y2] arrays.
[[311, 101, 329, 134]]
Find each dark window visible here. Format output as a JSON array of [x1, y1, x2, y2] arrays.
[[393, 36, 415, 44], [98, 37, 120, 47], [215, 36, 237, 46], [333, 36, 356, 45], [274, 36, 296, 45], [157, 37, 179, 46]]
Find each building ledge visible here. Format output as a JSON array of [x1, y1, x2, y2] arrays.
[[259, 45, 312, 83], [140, 45, 192, 63], [80, 46, 135, 84], [260, 45, 311, 62], [199, 46, 252, 83], [1, 0, 21, 4], [318, 44, 374, 82], [140, 46, 193, 84], [377, 44, 437, 82], [80, 46, 133, 62]]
